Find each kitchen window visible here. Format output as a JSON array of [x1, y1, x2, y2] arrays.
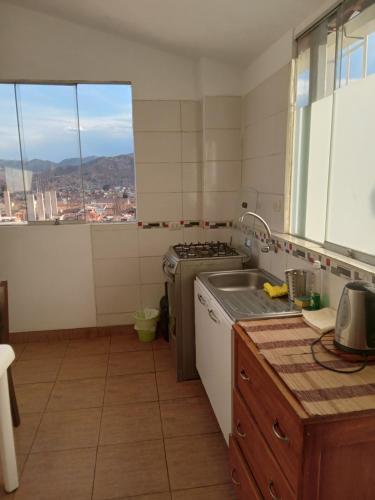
[[0, 83, 136, 224], [290, 0, 375, 266]]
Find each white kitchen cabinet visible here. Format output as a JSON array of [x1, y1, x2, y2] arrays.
[[194, 278, 233, 444]]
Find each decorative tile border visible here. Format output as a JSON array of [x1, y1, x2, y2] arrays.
[[232, 222, 375, 284], [137, 220, 232, 230]]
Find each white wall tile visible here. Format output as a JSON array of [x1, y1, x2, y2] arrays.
[[182, 163, 202, 192], [183, 226, 204, 243], [134, 132, 181, 163], [97, 312, 135, 327], [203, 227, 232, 243], [256, 193, 285, 232], [140, 256, 164, 284], [141, 283, 165, 308], [181, 101, 201, 131], [93, 257, 140, 287], [205, 129, 241, 161], [96, 285, 141, 314], [204, 96, 241, 129], [202, 192, 237, 221], [137, 193, 182, 222], [133, 100, 180, 131], [182, 192, 202, 220], [182, 132, 202, 162], [243, 111, 287, 160], [136, 163, 182, 193], [203, 161, 241, 192], [242, 155, 286, 195], [138, 227, 183, 257], [91, 228, 139, 259]]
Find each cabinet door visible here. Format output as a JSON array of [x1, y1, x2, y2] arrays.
[[194, 279, 233, 444]]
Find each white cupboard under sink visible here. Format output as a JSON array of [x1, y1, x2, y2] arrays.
[[194, 278, 233, 444]]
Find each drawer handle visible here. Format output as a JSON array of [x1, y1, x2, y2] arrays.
[[268, 480, 281, 500], [231, 468, 240, 486], [239, 369, 250, 381], [235, 421, 246, 438], [208, 309, 220, 323], [198, 293, 207, 306], [272, 420, 289, 443]]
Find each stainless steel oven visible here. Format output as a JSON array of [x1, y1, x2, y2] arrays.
[[162, 243, 245, 381]]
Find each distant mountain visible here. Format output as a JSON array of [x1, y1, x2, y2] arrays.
[[0, 154, 135, 191]]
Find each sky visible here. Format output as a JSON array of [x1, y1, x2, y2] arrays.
[[0, 83, 134, 162]]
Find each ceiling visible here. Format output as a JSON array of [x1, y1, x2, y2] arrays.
[[5, 0, 328, 66]]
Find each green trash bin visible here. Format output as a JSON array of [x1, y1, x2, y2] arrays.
[[134, 308, 159, 342]]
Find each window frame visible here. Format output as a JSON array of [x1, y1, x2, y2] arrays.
[[288, 1, 375, 268], [0, 80, 135, 227]]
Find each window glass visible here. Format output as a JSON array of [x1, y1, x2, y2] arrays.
[[77, 84, 135, 223], [0, 84, 26, 223], [16, 84, 83, 221]]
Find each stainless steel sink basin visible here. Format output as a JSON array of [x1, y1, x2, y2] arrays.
[[198, 269, 301, 321], [207, 270, 269, 291]]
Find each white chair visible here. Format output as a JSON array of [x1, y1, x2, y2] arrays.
[[0, 345, 18, 493]]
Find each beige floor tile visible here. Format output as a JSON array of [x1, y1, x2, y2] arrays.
[[104, 373, 158, 406], [14, 448, 96, 500], [100, 402, 162, 445], [122, 494, 172, 500], [152, 337, 170, 350], [172, 484, 236, 500], [19, 341, 68, 361], [110, 332, 153, 353], [47, 378, 105, 412], [108, 351, 155, 377], [13, 358, 62, 384], [154, 349, 174, 372], [15, 382, 53, 414], [93, 440, 169, 499], [58, 354, 108, 380], [160, 397, 219, 438], [32, 408, 101, 452], [165, 433, 230, 490], [14, 413, 42, 455], [66, 337, 110, 357], [156, 371, 205, 401], [10, 344, 27, 359]]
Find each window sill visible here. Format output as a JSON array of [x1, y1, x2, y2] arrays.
[[273, 232, 375, 279]]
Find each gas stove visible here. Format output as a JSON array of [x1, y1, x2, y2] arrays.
[[173, 242, 240, 260]]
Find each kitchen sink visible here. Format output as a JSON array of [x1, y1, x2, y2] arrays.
[[206, 270, 269, 291], [198, 269, 301, 321]]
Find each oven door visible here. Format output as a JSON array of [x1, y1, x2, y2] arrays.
[[162, 258, 181, 379]]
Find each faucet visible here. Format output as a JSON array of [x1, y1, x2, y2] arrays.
[[239, 211, 275, 253]]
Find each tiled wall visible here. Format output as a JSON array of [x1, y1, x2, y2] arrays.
[[202, 96, 242, 224], [91, 99, 203, 326], [239, 64, 291, 232]]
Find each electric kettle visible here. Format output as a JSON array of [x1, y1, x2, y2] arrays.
[[334, 281, 375, 354]]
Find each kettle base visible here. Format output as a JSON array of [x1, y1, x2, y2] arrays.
[[334, 339, 375, 356]]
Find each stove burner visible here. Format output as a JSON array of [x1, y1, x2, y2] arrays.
[[173, 241, 239, 259]]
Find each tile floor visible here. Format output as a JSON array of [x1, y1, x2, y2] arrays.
[[1, 331, 236, 500]]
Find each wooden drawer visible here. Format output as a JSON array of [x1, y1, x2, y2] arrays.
[[229, 435, 263, 500], [235, 329, 303, 491], [233, 389, 295, 500]]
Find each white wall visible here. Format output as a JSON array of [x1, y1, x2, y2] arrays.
[[0, 2, 198, 100], [0, 225, 97, 332]]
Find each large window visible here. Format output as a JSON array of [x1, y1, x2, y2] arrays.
[[0, 83, 135, 224], [291, 0, 375, 265]]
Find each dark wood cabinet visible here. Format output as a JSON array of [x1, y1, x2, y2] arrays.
[[229, 325, 375, 500]]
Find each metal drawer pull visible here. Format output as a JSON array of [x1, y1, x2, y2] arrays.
[[268, 480, 281, 500], [198, 293, 207, 306], [231, 468, 240, 486], [272, 420, 289, 443], [236, 421, 246, 438], [208, 309, 220, 323], [239, 369, 250, 381]]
